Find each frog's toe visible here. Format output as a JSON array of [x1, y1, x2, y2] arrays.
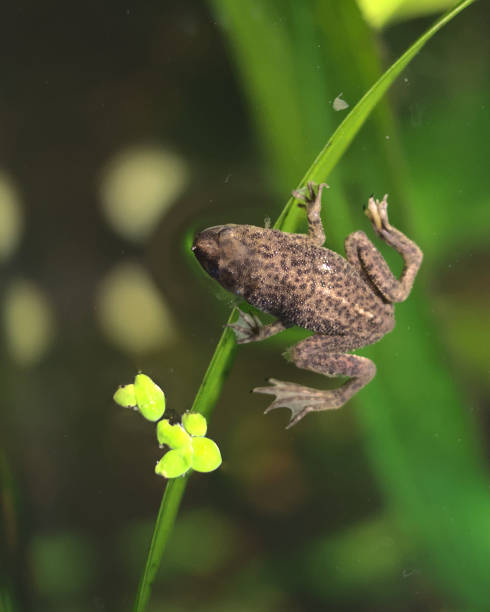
[[292, 182, 329, 207], [292, 187, 308, 205], [365, 194, 392, 233], [253, 378, 326, 427], [227, 308, 263, 344], [377, 194, 390, 224]]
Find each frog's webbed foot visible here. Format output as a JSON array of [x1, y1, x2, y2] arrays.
[[254, 378, 329, 428], [254, 336, 377, 427], [364, 194, 391, 235], [292, 181, 329, 207], [228, 308, 264, 344], [228, 308, 287, 344], [292, 181, 315, 207]]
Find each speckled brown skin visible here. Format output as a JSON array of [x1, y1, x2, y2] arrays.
[[192, 183, 423, 427]]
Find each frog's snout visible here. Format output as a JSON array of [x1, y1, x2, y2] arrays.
[[192, 227, 223, 280]]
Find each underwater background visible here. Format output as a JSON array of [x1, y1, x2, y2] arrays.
[[1, 1, 489, 610]]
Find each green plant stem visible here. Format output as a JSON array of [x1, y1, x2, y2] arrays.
[[274, 0, 476, 232], [133, 2, 475, 609], [133, 328, 236, 612], [133, 476, 188, 612]]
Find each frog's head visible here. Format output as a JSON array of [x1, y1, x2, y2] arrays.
[[192, 224, 252, 293], [192, 225, 225, 280]]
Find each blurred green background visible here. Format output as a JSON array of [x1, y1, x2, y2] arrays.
[[1, 1, 489, 611]]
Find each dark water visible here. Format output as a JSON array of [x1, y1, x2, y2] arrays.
[[1, 1, 489, 610]]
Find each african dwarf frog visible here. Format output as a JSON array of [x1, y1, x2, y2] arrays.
[[192, 183, 422, 427]]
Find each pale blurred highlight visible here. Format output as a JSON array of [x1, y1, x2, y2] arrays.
[[96, 262, 177, 353], [0, 171, 23, 262], [99, 146, 189, 242], [3, 280, 55, 366], [357, 0, 457, 28]]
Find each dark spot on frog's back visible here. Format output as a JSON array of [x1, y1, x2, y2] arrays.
[[261, 251, 274, 260]]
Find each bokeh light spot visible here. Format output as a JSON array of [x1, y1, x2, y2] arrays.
[[99, 146, 189, 242], [96, 262, 177, 353], [0, 171, 23, 262], [356, 0, 457, 28], [3, 280, 55, 366]]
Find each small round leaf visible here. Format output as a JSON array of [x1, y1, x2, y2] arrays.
[[182, 412, 207, 437], [156, 419, 191, 449], [191, 437, 222, 473], [155, 448, 192, 479], [134, 373, 165, 421], [113, 384, 136, 408]]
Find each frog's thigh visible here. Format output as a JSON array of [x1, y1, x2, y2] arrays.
[[292, 335, 376, 387], [345, 231, 400, 301], [254, 335, 376, 427], [345, 228, 421, 304]]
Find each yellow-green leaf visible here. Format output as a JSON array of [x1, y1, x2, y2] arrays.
[[133, 373, 166, 421]]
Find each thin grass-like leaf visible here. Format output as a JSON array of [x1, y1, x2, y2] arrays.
[[275, 0, 476, 231]]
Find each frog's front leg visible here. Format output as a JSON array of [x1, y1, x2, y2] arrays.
[[292, 181, 329, 247], [228, 308, 288, 344], [254, 334, 376, 428], [345, 195, 423, 303]]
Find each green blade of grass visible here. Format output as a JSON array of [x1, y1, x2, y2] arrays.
[[133, 475, 188, 612], [133, 2, 475, 609], [275, 0, 476, 232], [210, 0, 315, 192], [132, 329, 236, 612]]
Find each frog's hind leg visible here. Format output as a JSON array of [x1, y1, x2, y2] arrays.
[[345, 195, 423, 303], [254, 334, 375, 428]]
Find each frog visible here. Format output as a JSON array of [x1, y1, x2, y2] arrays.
[[192, 182, 423, 427]]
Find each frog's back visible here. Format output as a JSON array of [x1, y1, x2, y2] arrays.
[[239, 227, 393, 337]]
